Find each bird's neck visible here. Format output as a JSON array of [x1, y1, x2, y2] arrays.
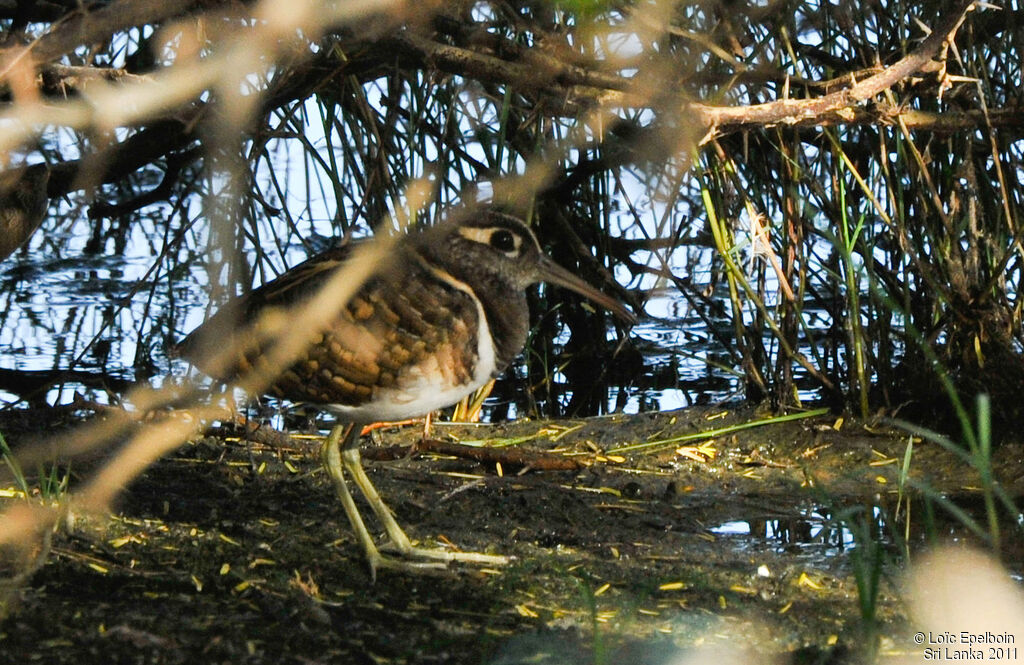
[[419, 242, 530, 374], [466, 275, 530, 374]]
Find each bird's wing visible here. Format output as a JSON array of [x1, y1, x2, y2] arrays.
[[175, 243, 362, 373]]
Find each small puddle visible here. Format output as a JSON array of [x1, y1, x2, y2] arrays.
[[709, 503, 857, 554], [709, 493, 1024, 567]]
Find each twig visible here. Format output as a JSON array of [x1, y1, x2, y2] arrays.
[[363, 438, 591, 471]]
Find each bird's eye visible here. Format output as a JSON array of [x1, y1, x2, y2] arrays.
[[490, 229, 517, 253]]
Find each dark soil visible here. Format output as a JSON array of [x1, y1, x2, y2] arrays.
[[1, 404, 1022, 664]]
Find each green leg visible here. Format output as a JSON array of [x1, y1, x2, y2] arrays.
[[339, 426, 509, 567], [321, 424, 398, 580], [321, 423, 509, 578]]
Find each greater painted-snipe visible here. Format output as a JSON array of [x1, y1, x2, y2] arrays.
[[0, 163, 49, 262], [179, 209, 635, 576]]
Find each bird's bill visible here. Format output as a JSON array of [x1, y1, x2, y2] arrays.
[[537, 255, 637, 324]]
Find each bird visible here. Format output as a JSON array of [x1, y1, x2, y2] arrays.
[[178, 208, 636, 577], [0, 163, 50, 262]]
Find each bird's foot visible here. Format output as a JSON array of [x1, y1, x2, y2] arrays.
[[364, 550, 448, 581], [379, 540, 509, 567], [362, 543, 507, 581]]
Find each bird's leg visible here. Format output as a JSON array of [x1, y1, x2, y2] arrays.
[[321, 424, 444, 579], [339, 425, 509, 567]]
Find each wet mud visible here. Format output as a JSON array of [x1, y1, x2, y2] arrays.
[[1, 404, 1022, 664]]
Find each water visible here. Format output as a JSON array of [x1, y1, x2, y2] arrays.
[[0, 201, 770, 416], [707, 497, 996, 570], [0, 176, 853, 419]]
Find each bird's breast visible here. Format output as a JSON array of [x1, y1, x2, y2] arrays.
[[266, 261, 500, 421]]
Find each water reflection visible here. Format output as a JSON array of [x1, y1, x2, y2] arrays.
[[709, 494, 1024, 563], [0, 207, 754, 416], [710, 505, 855, 551], [0, 194, 849, 418]]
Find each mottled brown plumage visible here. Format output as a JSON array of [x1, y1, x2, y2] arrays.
[[180, 209, 635, 576], [0, 164, 49, 262], [184, 243, 486, 415]]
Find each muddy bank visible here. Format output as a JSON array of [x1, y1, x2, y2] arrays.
[[1, 404, 1021, 663]]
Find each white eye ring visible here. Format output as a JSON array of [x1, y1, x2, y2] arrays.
[[458, 226, 521, 256]]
